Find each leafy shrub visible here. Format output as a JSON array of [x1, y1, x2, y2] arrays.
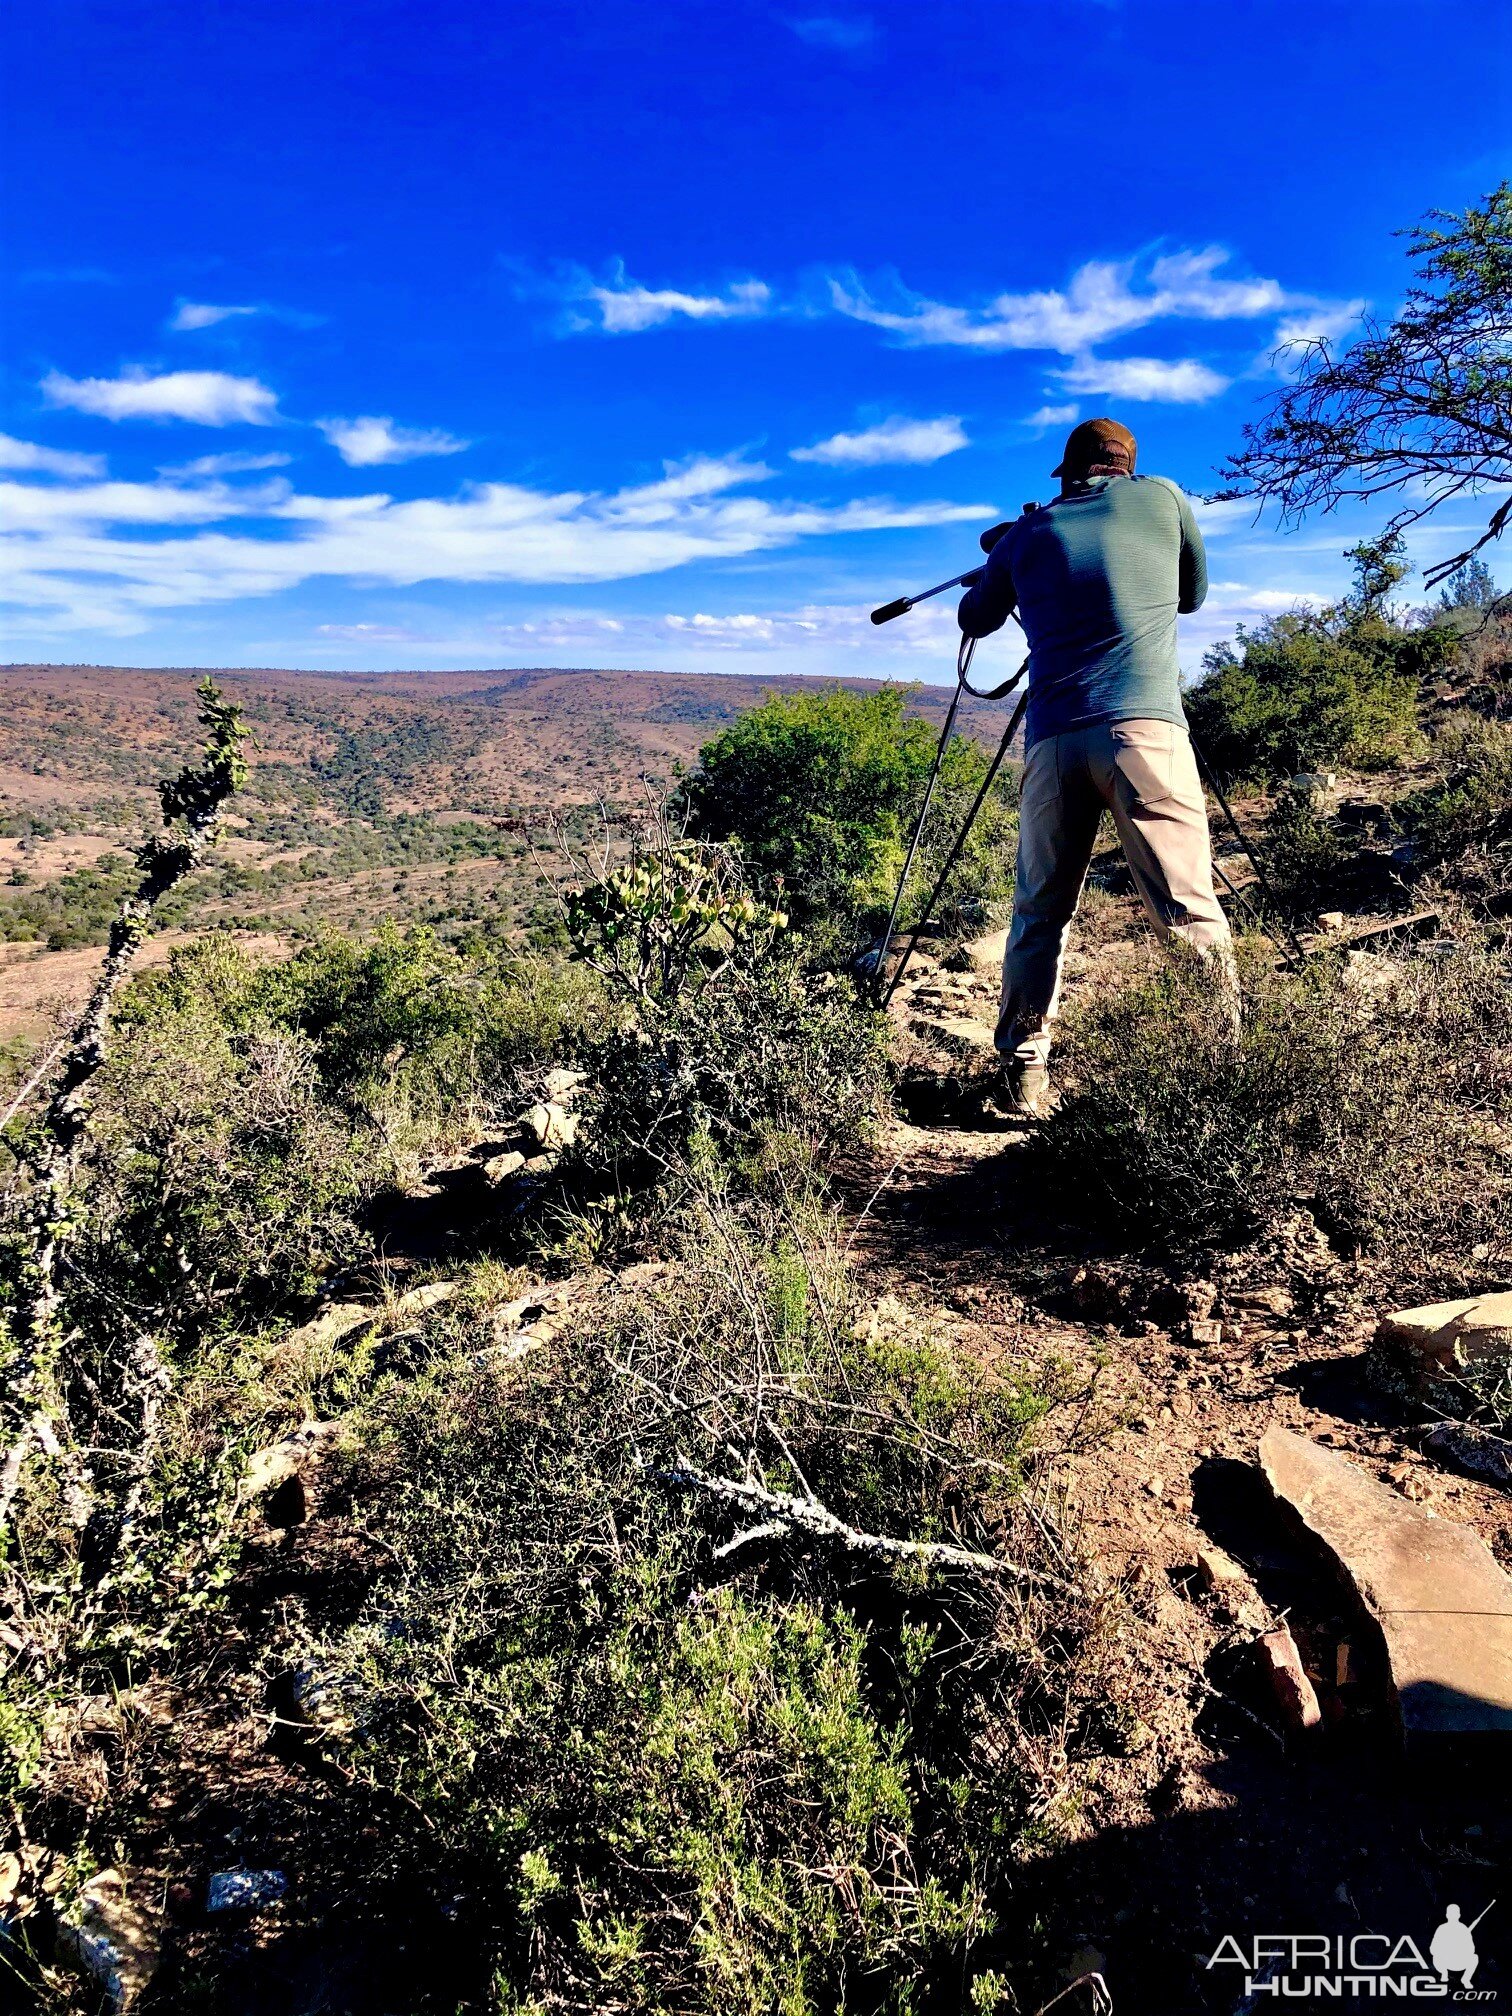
[[241, 926, 600, 1110], [1399, 714, 1512, 866], [123, 927, 603, 1157], [1034, 937, 1512, 1283], [1258, 792, 1369, 923], [677, 685, 1016, 951], [60, 1001, 367, 1348], [1185, 607, 1436, 784], [308, 1199, 1105, 2014], [562, 828, 889, 1209]]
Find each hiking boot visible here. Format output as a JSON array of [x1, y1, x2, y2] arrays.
[[997, 1058, 1052, 1118]]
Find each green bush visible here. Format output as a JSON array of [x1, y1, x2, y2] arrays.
[[562, 829, 889, 1213], [122, 927, 603, 1157], [62, 998, 367, 1347], [308, 1200, 1104, 2014], [677, 685, 1016, 951], [1398, 714, 1512, 865], [1033, 936, 1512, 1282], [1185, 608, 1433, 784]]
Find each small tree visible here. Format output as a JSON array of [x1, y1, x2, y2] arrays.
[[1184, 537, 1449, 782], [676, 685, 1014, 949], [1224, 184, 1512, 588], [1, 680, 247, 1550], [1437, 556, 1501, 612]]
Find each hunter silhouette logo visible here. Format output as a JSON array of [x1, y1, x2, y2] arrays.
[[1432, 1906, 1491, 1992], [1208, 1901, 1497, 1999]]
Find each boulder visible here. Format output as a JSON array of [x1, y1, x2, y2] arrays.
[[523, 1102, 578, 1151], [1259, 1426, 1512, 1747], [906, 1012, 997, 1060], [57, 1868, 160, 2011], [391, 1279, 458, 1317], [961, 926, 1009, 976], [483, 1149, 527, 1186], [240, 1420, 342, 1525], [272, 1302, 376, 1361], [206, 1869, 287, 1914], [1376, 1291, 1512, 1373]]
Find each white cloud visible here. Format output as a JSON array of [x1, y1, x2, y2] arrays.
[[564, 262, 774, 334], [41, 368, 279, 425], [1058, 354, 1230, 403], [791, 415, 968, 466], [158, 450, 293, 478], [1025, 403, 1080, 431], [315, 415, 471, 466], [1272, 298, 1368, 349], [828, 247, 1298, 356], [301, 599, 965, 665], [0, 454, 992, 636], [170, 300, 259, 332], [787, 15, 875, 48], [0, 433, 106, 478]]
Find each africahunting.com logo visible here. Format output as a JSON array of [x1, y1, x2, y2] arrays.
[[1209, 1902, 1497, 1999]]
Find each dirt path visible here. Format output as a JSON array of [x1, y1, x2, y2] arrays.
[[839, 935, 1511, 2012]]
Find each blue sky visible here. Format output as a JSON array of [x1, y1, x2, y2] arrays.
[[3, 0, 1509, 679]]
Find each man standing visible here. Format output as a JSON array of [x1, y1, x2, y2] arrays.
[[958, 416, 1236, 1115]]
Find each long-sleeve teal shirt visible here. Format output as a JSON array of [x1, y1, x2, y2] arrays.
[[957, 473, 1208, 749]]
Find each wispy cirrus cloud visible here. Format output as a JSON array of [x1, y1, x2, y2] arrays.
[[41, 368, 279, 425], [169, 299, 260, 332], [547, 261, 774, 334], [792, 415, 968, 466], [0, 452, 991, 635], [315, 414, 471, 466], [0, 432, 106, 478], [158, 450, 293, 478], [544, 244, 1354, 413], [1025, 403, 1080, 431], [827, 248, 1296, 355], [1272, 298, 1368, 350]]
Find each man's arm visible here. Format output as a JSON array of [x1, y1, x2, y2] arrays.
[[1177, 489, 1208, 614], [957, 533, 1018, 638]]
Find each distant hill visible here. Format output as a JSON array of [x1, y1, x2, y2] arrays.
[[0, 662, 1020, 821], [0, 662, 1024, 1034]]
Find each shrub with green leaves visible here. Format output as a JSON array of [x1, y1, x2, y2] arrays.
[[1399, 713, 1512, 867], [1185, 609, 1433, 784], [58, 999, 366, 1347], [677, 684, 1016, 950], [1034, 936, 1512, 1284], [561, 828, 889, 1210], [308, 1200, 1103, 2014]]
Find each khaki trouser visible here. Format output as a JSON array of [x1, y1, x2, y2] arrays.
[[997, 718, 1238, 1066]]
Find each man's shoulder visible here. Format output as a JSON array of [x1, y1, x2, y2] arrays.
[[1127, 473, 1189, 507]]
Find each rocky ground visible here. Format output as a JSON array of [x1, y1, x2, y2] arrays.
[[842, 887, 1511, 2010], [19, 834, 1512, 2016]]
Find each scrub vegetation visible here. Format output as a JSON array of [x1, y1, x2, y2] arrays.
[[3, 184, 1512, 2016]]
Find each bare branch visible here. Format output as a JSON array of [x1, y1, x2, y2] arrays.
[[649, 1457, 1081, 1592]]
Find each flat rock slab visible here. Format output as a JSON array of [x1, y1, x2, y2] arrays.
[[1377, 1290, 1512, 1371], [906, 1012, 997, 1059], [1259, 1426, 1512, 1747]]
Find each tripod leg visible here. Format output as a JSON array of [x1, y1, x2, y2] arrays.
[[881, 690, 1028, 1006]]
